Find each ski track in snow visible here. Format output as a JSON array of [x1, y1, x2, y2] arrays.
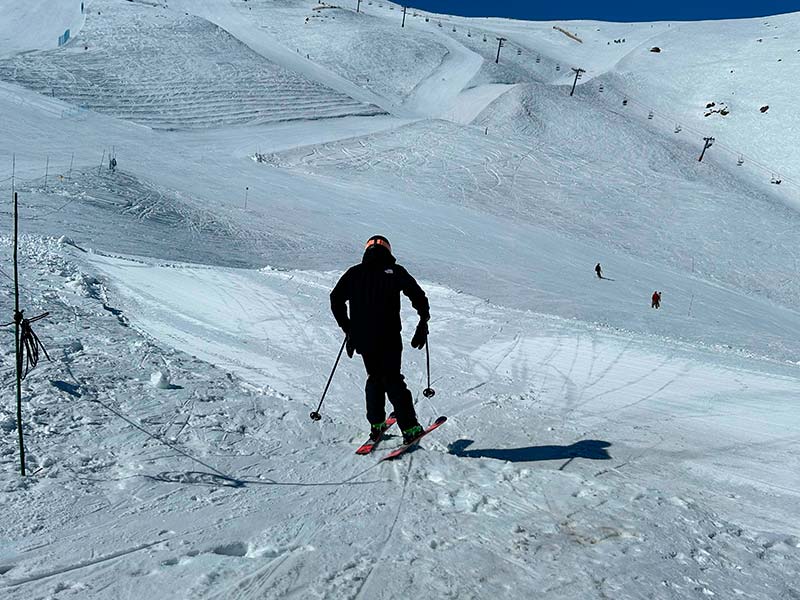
[[1, 0, 800, 598]]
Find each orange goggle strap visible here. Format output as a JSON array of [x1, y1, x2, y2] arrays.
[[365, 238, 391, 252]]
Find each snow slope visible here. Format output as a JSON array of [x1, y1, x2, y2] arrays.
[[0, 0, 85, 58], [1, 248, 799, 598], [0, 0, 384, 129], [1, 0, 800, 598]]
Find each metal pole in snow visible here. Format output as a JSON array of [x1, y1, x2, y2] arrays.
[[570, 68, 585, 96], [495, 37, 506, 64], [68, 152, 74, 181], [245, 187, 249, 210], [402, 6, 407, 27], [357, 0, 361, 13], [43, 155, 49, 190], [698, 137, 714, 162]]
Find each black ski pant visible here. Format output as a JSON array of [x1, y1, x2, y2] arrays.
[[361, 336, 418, 431]]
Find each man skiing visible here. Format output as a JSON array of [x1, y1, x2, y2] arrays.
[[330, 235, 430, 445], [595, 263, 603, 279], [651, 291, 661, 309]]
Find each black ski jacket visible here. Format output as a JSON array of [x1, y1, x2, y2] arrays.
[[330, 248, 429, 352]]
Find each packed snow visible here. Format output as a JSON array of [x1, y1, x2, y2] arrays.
[[1, 1, 799, 598]]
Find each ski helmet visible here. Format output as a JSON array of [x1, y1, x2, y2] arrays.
[[364, 235, 391, 253]]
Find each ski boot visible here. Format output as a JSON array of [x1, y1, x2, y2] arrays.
[[402, 424, 424, 445], [369, 420, 390, 442]]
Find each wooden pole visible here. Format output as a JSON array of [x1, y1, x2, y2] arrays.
[[13, 191, 25, 476]]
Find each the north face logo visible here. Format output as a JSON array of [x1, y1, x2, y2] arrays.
[[385, 269, 394, 274]]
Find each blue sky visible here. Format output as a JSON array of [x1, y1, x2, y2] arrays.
[[404, 1, 800, 22]]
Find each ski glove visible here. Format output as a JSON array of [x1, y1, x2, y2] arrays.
[[411, 321, 428, 350], [346, 335, 356, 359]]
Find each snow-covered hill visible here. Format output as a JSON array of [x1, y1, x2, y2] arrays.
[[1, 1, 799, 598], [0, 0, 383, 128]]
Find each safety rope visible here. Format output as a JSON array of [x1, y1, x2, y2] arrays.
[[2, 310, 51, 379]]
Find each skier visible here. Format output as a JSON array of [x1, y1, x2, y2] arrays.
[[109, 156, 117, 173], [651, 291, 661, 309], [330, 235, 429, 445], [595, 263, 603, 279]]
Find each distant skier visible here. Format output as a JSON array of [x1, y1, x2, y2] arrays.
[[109, 156, 117, 173], [651, 291, 661, 309], [595, 263, 603, 279], [330, 235, 429, 444]]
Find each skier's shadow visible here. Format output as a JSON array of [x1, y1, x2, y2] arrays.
[[448, 439, 612, 463]]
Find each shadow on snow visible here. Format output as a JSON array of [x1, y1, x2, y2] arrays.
[[448, 439, 612, 463]]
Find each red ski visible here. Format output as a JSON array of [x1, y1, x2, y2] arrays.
[[380, 416, 447, 461], [356, 414, 397, 455]]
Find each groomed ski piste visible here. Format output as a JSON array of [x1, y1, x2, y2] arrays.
[[1, 0, 799, 597]]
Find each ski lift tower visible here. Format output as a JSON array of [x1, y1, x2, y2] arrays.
[[495, 37, 507, 64], [698, 137, 715, 162], [570, 67, 585, 96]]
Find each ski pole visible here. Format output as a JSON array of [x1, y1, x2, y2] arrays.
[[310, 337, 347, 421], [423, 339, 435, 398]]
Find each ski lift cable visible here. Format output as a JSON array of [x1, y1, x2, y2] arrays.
[[600, 84, 797, 190], [363, 1, 798, 193]]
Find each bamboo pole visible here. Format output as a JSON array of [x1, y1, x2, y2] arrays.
[[13, 191, 25, 476]]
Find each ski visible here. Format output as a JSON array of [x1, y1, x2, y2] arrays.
[[355, 414, 397, 455], [380, 416, 447, 461]]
